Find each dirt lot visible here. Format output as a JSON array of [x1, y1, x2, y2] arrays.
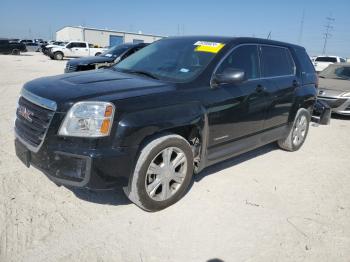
[[0, 52, 350, 262]]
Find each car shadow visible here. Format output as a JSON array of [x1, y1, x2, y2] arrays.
[[194, 143, 277, 183], [66, 186, 130, 206], [64, 143, 277, 206], [331, 114, 350, 120]]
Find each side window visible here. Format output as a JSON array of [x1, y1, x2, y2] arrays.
[[261, 46, 295, 77], [77, 43, 87, 48], [340, 58, 346, 63], [216, 45, 259, 79], [294, 48, 315, 74]]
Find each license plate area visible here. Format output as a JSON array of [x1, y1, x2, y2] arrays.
[[15, 139, 31, 167]]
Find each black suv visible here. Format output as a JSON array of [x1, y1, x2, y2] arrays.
[[15, 36, 319, 211], [0, 38, 26, 54]]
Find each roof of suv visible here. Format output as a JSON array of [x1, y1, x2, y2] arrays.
[[166, 36, 304, 49]]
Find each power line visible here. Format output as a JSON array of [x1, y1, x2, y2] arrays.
[[322, 16, 335, 55]]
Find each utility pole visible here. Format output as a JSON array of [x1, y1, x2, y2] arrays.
[[267, 31, 272, 39], [298, 10, 305, 44], [322, 16, 335, 55]]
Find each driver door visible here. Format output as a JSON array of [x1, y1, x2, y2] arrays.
[[207, 45, 268, 149]]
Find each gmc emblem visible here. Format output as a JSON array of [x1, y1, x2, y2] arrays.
[[18, 106, 34, 122]]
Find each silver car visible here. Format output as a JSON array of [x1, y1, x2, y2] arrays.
[[317, 63, 350, 115]]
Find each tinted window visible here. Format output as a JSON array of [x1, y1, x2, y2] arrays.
[[294, 48, 315, 74], [335, 67, 350, 78], [261, 46, 295, 77], [69, 42, 87, 48], [315, 57, 337, 63], [0, 40, 8, 45], [216, 45, 259, 79], [101, 44, 131, 58], [340, 58, 346, 63]]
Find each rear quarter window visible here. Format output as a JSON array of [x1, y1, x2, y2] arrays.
[[260, 46, 295, 77], [294, 48, 315, 74]]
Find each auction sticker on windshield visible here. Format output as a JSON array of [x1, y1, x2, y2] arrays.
[[194, 41, 225, 53]]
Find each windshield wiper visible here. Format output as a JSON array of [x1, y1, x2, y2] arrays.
[[126, 70, 159, 80]]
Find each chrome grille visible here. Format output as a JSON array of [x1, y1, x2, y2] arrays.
[[15, 96, 55, 150], [65, 63, 77, 73]]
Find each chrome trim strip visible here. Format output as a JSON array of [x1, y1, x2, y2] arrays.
[[21, 88, 57, 111]]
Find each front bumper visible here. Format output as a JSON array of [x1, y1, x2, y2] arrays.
[[15, 138, 138, 189], [318, 95, 350, 115]]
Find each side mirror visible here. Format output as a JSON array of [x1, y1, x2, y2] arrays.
[[212, 68, 246, 87]]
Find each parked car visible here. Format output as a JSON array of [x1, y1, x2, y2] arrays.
[[49, 41, 106, 60], [317, 63, 350, 115], [64, 43, 148, 73], [41, 41, 67, 55], [14, 36, 326, 211], [313, 55, 346, 72], [0, 38, 26, 55], [19, 39, 33, 44], [25, 42, 41, 52]]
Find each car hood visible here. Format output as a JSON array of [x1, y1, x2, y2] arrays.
[[318, 78, 350, 93], [23, 69, 174, 112], [68, 56, 115, 66]]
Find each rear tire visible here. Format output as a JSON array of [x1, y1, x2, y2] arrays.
[[53, 52, 63, 60], [277, 108, 311, 151], [95, 52, 101, 56], [11, 49, 20, 55], [125, 134, 194, 212]]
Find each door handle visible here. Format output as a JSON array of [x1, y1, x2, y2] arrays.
[[293, 80, 300, 87], [255, 84, 266, 93]]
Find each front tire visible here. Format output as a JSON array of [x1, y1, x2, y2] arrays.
[[11, 49, 20, 55], [95, 52, 101, 56], [53, 52, 63, 60], [277, 108, 311, 151], [125, 134, 194, 212]]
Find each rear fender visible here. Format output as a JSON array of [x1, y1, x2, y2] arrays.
[[288, 84, 317, 123]]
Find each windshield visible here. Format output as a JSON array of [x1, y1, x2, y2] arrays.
[[101, 44, 131, 58], [114, 38, 224, 82], [319, 65, 350, 80]]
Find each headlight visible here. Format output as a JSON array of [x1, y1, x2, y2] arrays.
[[341, 92, 350, 97], [58, 101, 115, 137]]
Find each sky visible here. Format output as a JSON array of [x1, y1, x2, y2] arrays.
[[0, 0, 349, 57]]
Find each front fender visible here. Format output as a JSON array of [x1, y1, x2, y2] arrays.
[[114, 102, 206, 147]]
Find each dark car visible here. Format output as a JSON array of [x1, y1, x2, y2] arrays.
[[317, 63, 350, 115], [14, 36, 325, 211], [25, 42, 41, 52], [0, 38, 26, 54], [19, 39, 33, 44], [64, 43, 148, 73]]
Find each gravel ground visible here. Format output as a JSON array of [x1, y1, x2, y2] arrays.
[[0, 52, 350, 262]]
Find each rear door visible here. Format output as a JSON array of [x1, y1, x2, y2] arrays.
[[72, 42, 88, 57], [260, 45, 298, 129]]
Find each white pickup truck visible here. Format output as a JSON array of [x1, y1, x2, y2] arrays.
[[313, 56, 346, 72], [49, 41, 106, 60]]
